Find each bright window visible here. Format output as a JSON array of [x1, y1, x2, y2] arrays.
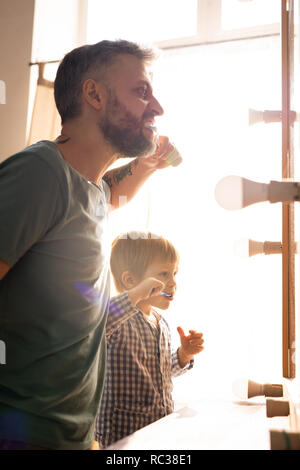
[[221, 0, 280, 30], [87, 0, 198, 44], [105, 36, 283, 398], [152, 37, 283, 397]]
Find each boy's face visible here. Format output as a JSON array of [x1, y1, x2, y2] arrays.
[[139, 259, 179, 310]]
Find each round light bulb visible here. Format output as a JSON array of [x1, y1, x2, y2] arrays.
[[232, 377, 249, 400], [234, 239, 265, 257], [215, 176, 269, 210], [215, 175, 244, 210], [233, 238, 250, 258]]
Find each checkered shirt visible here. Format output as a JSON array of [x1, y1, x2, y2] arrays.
[[94, 292, 193, 448]]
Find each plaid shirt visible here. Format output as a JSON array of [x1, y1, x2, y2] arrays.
[[94, 292, 193, 448]]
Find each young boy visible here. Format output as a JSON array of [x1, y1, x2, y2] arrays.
[[95, 232, 204, 448]]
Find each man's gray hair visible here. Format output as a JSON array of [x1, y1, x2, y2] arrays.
[[54, 40, 157, 124]]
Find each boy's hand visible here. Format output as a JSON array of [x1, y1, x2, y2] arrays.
[[127, 277, 165, 307], [177, 327, 204, 368]]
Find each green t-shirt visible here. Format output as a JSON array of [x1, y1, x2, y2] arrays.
[[0, 141, 111, 450]]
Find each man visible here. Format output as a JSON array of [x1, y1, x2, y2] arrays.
[[0, 40, 174, 450]]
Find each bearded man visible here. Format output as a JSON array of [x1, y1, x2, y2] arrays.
[[0, 40, 174, 450]]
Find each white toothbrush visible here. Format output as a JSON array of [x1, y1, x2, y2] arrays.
[[160, 292, 172, 298], [150, 288, 172, 297]]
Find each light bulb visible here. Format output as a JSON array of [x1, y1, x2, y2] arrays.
[[248, 109, 283, 125], [215, 176, 269, 210], [233, 239, 282, 257], [233, 238, 266, 258], [232, 377, 249, 400], [233, 238, 251, 258], [215, 175, 244, 210], [248, 108, 264, 125], [215, 176, 300, 210], [232, 378, 283, 399]]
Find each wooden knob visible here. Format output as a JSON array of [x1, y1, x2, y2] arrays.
[[266, 399, 290, 417]]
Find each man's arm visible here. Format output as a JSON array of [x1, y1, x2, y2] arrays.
[[103, 137, 174, 209], [0, 259, 10, 280], [103, 158, 154, 209], [0, 153, 64, 275]]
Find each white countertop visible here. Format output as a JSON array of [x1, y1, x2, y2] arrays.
[[107, 395, 287, 450]]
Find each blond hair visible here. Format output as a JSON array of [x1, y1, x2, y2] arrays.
[[110, 231, 179, 292]]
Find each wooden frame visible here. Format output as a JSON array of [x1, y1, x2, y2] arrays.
[[156, 0, 280, 50], [281, 0, 296, 378]]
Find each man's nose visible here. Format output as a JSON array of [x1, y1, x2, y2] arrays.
[[149, 95, 164, 116]]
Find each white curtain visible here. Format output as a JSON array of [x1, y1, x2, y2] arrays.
[[27, 63, 61, 146]]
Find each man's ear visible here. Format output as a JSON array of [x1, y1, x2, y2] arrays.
[[82, 79, 107, 111], [121, 271, 138, 290]]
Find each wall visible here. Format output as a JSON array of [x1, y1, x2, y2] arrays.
[[0, 0, 35, 161], [0, 0, 87, 162], [31, 0, 87, 63]]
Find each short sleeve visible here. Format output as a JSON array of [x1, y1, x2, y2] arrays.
[[0, 152, 64, 267]]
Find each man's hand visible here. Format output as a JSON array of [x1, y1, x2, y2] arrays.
[[177, 327, 204, 368], [104, 136, 174, 210], [127, 277, 165, 307], [139, 136, 175, 170]]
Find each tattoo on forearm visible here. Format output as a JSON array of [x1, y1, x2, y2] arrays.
[[104, 159, 138, 188], [113, 163, 133, 185], [103, 174, 113, 189]]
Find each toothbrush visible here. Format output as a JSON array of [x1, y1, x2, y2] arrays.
[[160, 292, 172, 298], [150, 288, 172, 297], [77, 282, 173, 304]]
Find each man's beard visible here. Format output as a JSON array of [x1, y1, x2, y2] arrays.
[[99, 91, 156, 158]]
